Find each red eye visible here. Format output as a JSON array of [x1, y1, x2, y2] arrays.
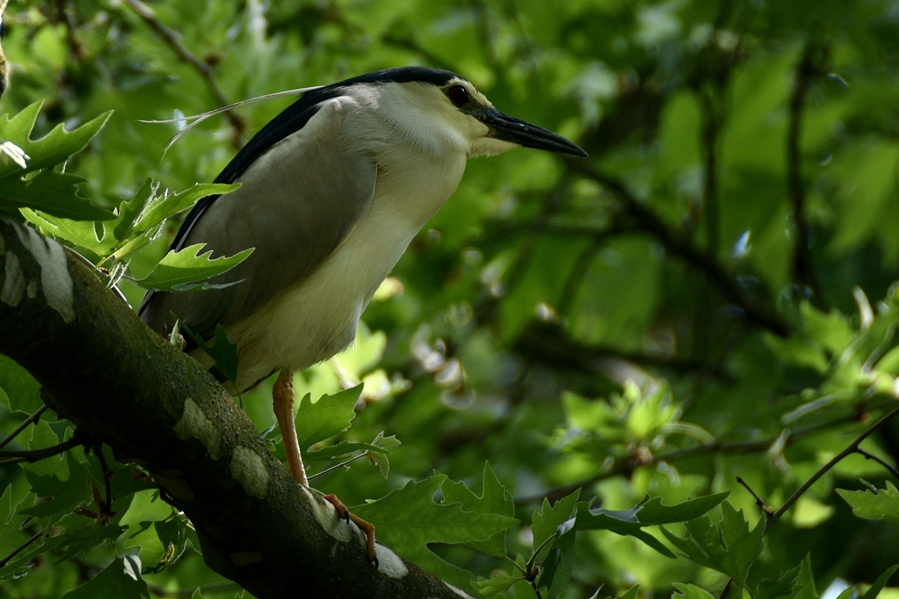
[[448, 85, 469, 107]]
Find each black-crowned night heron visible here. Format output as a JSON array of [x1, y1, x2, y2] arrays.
[[139, 66, 586, 560]]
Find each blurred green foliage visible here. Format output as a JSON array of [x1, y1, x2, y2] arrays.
[[2, 0, 899, 597]]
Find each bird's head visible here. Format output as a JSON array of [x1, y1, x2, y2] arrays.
[[340, 67, 587, 159]]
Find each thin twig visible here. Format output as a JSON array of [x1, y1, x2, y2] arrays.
[[766, 404, 899, 532], [0, 529, 45, 568], [855, 448, 899, 479], [514, 408, 865, 506], [565, 160, 790, 337], [700, 89, 721, 256], [0, 405, 48, 451], [122, 0, 243, 138], [736, 476, 773, 513], [0, 437, 80, 466]]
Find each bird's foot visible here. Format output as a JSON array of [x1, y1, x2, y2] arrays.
[[322, 493, 378, 567]]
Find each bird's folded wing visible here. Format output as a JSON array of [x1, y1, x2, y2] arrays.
[[140, 96, 377, 342]]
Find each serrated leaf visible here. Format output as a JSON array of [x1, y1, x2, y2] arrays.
[[0, 169, 113, 220], [135, 243, 253, 292], [367, 432, 401, 477], [352, 474, 519, 591], [305, 440, 389, 462], [136, 182, 239, 237], [786, 555, 817, 599], [50, 513, 127, 565], [837, 482, 899, 524], [575, 492, 728, 558], [672, 583, 716, 599], [441, 462, 518, 558], [533, 489, 580, 559], [754, 565, 802, 599], [295, 385, 362, 449], [20, 452, 92, 517], [659, 502, 764, 585], [0, 354, 42, 413], [151, 513, 191, 573], [60, 555, 148, 599], [0, 103, 112, 179], [182, 324, 240, 387], [539, 520, 577, 598], [26, 420, 66, 479]]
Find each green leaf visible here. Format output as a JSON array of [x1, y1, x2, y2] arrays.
[[180, 324, 240, 388], [305, 440, 387, 461], [50, 513, 127, 565], [862, 565, 899, 599], [26, 420, 66, 479], [473, 571, 523, 596], [135, 182, 239, 237], [575, 492, 729, 557], [532, 489, 580, 559], [366, 432, 401, 478], [753, 565, 802, 599], [60, 555, 149, 599], [785, 555, 817, 599], [837, 482, 899, 524], [0, 102, 112, 178], [20, 452, 92, 518], [0, 103, 113, 220], [351, 474, 519, 590], [135, 243, 253, 292], [615, 586, 640, 599], [0, 170, 113, 220], [0, 354, 42, 413], [660, 501, 764, 585], [295, 385, 362, 450], [20, 208, 113, 256], [441, 462, 518, 558], [150, 513, 192, 573], [672, 583, 717, 599], [538, 519, 577, 598]]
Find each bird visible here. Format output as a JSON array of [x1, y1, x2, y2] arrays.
[[139, 66, 587, 562]]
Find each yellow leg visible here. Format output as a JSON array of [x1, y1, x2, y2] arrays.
[[273, 370, 308, 486], [273, 370, 377, 563], [324, 494, 378, 565]]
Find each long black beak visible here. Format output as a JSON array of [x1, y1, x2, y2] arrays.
[[478, 107, 588, 156]]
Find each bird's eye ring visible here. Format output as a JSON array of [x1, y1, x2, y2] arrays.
[[447, 85, 469, 107]]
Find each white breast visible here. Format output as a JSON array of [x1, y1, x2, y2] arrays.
[[225, 147, 467, 390]]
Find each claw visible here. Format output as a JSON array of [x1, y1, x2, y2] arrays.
[[323, 493, 377, 564]]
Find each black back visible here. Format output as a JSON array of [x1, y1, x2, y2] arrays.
[[167, 67, 459, 252]]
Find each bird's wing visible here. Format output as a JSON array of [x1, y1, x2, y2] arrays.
[[139, 95, 377, 342]]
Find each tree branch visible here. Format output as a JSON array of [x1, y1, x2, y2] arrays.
[[0, 217, 467, 599], [122, 0, 244, 140], [786, 42, 827, 308], [565, 160, 791, 337], [514, 407, 868, 506], [0, 405, 48, 451], [766, 404, 899, 532]]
